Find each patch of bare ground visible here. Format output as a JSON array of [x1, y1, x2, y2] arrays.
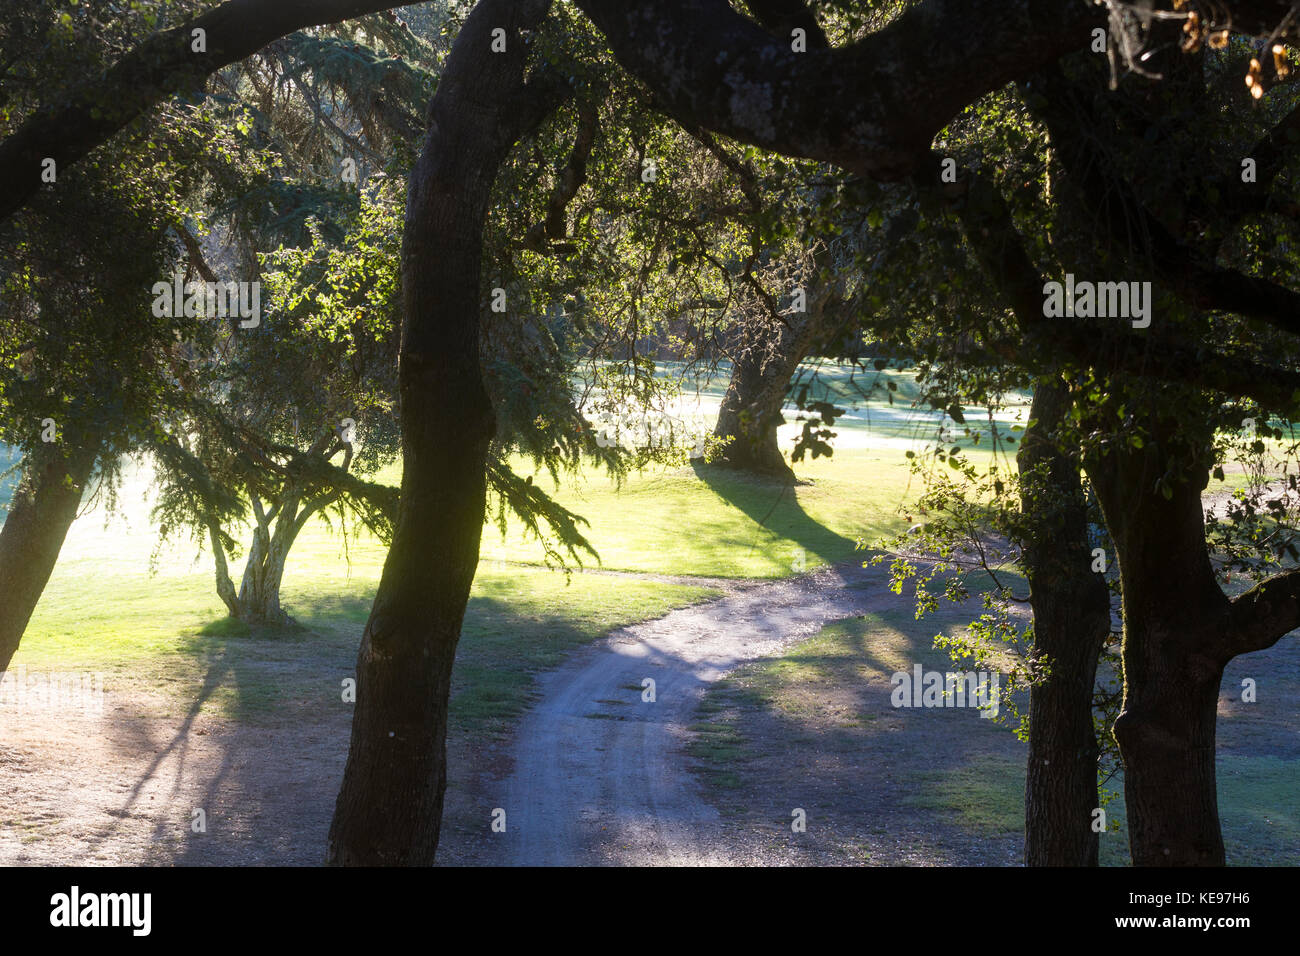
[[0, 682, 350, 866], [679, 603, 1028, 866], [3, 556, 1295, 867]]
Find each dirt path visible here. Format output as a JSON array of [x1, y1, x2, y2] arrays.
[[477, 560, 897, 865], [5, 550, 1296, 866]]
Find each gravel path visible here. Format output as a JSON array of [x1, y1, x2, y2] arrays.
[[491, 560, 895, 865]]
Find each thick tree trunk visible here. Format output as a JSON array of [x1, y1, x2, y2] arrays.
[[713, 299, 827, 482], [1114, 634, 1224, 867], [0, 445, 97, 671], [713, 343, 799, 481], [1017, 381, 1112, 866], [326, 0, 561, 865], [1088, 419, 1231, 866]]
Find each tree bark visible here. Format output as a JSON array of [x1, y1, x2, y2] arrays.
[[232, 493, 304, 625], [2, 0, 1109, 224], [1087, 416, 1231, 866], [210, 498, 313, 625], [1017, 381, 1112, 866], [326, 0, 562, 865], [713, 306, 824, 482], [573, 0, 1100, 179], [208, 520, 241, 617], [0, 445, 97, 671]]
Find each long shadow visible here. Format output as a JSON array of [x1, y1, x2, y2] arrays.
[[690, 460, 858, 566], [71, 581, 662, 865], [77, 617, 353, 865]]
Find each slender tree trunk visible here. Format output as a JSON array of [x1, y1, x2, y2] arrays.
[[327, 0, 562, 865], [236, 516, 268, 612], [234, 494, 302, 624], [208, 520, 240, 617], [1017, 381, 1112, 866], [1088, 418, 1230, 866], [0, 445, 97, 671]]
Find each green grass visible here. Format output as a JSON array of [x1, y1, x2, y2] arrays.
[[928, 756, 1300, 867], [481, 452, 915, 578], [12, 448, 717, 734], [473, 356, 1031, 578], [10, 360, 938, 741], [18, 553, 715, 736], [449, 572, 715, 737], [1096, 757, 1300, 867], [4, 359, 1298, 863], [902, 753, 1025, 834], [685, 719, 747, 791]]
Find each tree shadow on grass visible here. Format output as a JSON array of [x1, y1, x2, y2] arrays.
[[78, 586, 638, 863], [690, 460, 858, 569]]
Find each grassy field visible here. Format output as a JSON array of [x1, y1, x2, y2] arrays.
[[2, 356, 1270, 738], [3, 359, 1291, 866], [8, 364, 924, 740], [6, 361, 944, 755]]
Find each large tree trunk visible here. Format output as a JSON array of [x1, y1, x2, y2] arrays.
[[1017, 381, 1112, 866], [1087, 416, 1230, 866], [326, 0, 561, 865], [713, 294, 829, 482], [712, 339, 801, 481], [0, 445, 97, 670]]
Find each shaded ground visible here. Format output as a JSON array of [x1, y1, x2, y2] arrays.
[[441, 561, 897, 865], [672, 607, 1030, 866], [2, 559, 1296, 866], [0, 678, 349, 865]]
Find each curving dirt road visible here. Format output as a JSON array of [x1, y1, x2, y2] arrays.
[[494, 560, 895, 865]]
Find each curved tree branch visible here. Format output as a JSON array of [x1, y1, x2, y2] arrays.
[[0, 0, 410, 223], [572, 0, 1102, 180]]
